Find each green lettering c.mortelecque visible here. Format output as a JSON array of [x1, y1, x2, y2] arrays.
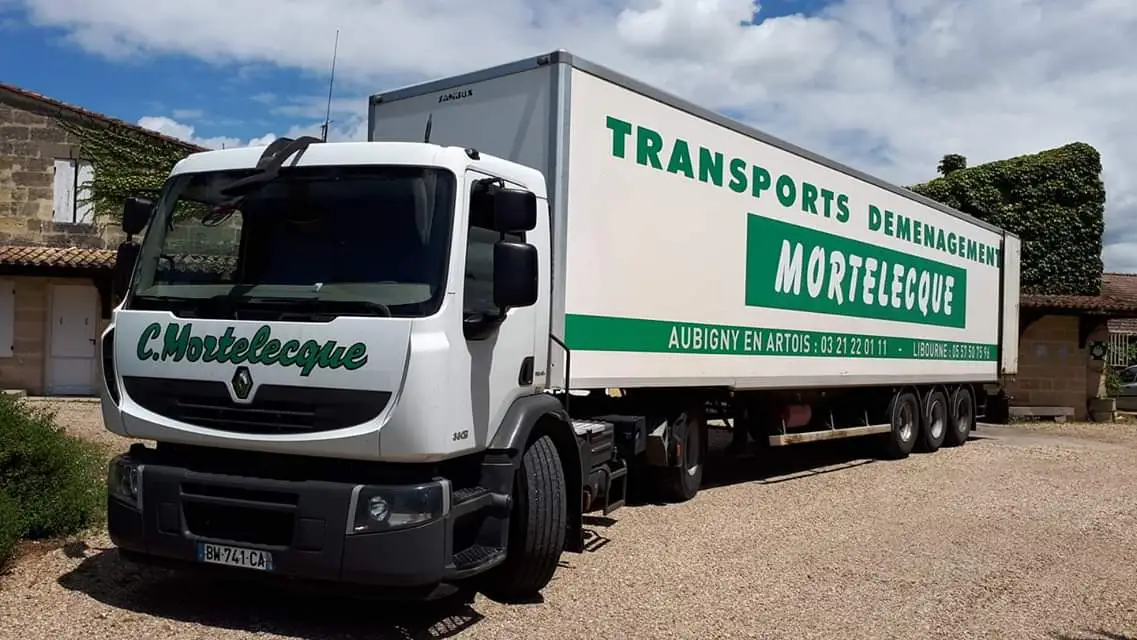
[[135, 322, 368, 376]]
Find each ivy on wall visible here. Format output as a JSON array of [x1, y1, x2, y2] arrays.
[[56, 118, 200, 223], [909, 142, 1106, 296]]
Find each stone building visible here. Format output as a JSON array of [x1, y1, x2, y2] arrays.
[[1004, 272, 1137, 421], [0, 83, 202, 395]]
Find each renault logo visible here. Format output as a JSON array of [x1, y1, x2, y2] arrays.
[[231, 366, 253, 400]]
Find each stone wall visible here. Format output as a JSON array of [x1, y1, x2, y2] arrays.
[[1002, 315, 1109, 420], [0, 98, 124, 249]]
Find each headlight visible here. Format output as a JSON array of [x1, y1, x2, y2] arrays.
[[347, 480, 449, 535], [108, 457, 142, 508]]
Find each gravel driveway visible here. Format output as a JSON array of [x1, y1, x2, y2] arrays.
[[3, 399, 1137, 640]]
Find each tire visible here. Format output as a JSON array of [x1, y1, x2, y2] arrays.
[[916, 388, 949, 453], [481, 434, 567, 603], [883, 390, 919, 459], [944, 386, 975, 447], [659, 409, 708, 503]]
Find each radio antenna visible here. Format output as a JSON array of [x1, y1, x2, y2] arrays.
[[319, 29, 340, 142]]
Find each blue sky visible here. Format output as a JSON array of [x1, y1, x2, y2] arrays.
[[0, 16, 328, 144], [1, 0, 1135, 270]]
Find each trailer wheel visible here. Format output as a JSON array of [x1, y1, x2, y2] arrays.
[[916, 388, 949, 453], [659, 409, 708, 503], [482, 433, 567, 603], [944, 386, 975, 447], [884, 390, 919, 459]]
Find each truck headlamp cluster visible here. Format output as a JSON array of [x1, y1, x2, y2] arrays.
[[347, 480, 450, 535]]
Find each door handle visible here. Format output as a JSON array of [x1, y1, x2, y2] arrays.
[[89, 338, 96, 344]]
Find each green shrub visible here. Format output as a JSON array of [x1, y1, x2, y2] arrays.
[[0, 489, 21, 567], [909, 142, 1106, 296], [0, 394, 105, 546]]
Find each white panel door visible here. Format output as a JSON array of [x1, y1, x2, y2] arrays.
[[48, 284, 98, 395]]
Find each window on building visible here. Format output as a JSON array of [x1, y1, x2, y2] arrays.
[[52, 158, 95, 224]]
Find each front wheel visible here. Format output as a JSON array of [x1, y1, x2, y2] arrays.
[[481, 434, 567, 603]]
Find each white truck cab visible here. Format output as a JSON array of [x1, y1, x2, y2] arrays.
[[101, 137, 584, 601]]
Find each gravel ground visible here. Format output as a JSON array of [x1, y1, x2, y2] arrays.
[[3, 401, 1137, 640]]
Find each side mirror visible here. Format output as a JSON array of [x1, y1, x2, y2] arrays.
[[471, 180, 537, 233], [113, 241, 140, 302], [493, 242, 538, 309], [490, 188, 537, 233], [122, 197, 153, 236]]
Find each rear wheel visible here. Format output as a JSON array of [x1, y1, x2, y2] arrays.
[[944, 386, 975, 447], [658, 409, 708, 503], [917, 388, 949, 453], [481, 434, 567, 603], [883, 390, 919, 459]]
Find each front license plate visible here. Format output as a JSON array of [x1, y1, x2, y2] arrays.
[[197, 542, 274, 572]]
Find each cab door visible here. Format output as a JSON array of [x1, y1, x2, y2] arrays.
[[460, 169, 542, 443]]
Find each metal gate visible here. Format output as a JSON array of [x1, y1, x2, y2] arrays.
[[1108, 331, 1137, 367]]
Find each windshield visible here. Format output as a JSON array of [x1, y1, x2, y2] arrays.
[[128, 165, 456, 320]]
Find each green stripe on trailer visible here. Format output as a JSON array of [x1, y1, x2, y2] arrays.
[[564, 314, 998, 361]]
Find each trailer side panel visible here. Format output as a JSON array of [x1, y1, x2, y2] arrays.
[[562, 67, 1007, 390]]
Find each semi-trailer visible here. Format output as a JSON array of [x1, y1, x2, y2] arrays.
[[99, 50, 1021, 602]]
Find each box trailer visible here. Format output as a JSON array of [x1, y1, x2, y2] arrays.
[[98, 50, 1021, 604], [369, 50, 1021, 394]]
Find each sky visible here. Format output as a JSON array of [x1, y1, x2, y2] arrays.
[[1, 0, 1134, 272]]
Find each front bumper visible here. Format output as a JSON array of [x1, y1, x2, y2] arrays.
[[106, 454, 483, 593]]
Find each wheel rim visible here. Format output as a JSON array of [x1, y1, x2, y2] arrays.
[[930, 399, 946, 440], [898, 399, 916, 442]]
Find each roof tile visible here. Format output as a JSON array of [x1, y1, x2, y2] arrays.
[[1021, 273, 1137, 314], [0, 245, 116, 270]]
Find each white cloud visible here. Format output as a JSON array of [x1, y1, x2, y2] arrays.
[[136, 115, 276, 149], [29, 0, 1135, 271], [137, 96, 369, 150]]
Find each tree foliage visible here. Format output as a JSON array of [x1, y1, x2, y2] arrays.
[[58, 118, 201, 222], [937, 154, 967, 176], [910, 142, 1105, 296]]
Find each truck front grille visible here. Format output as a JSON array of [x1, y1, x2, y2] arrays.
[[122, 376, 391, 434]]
